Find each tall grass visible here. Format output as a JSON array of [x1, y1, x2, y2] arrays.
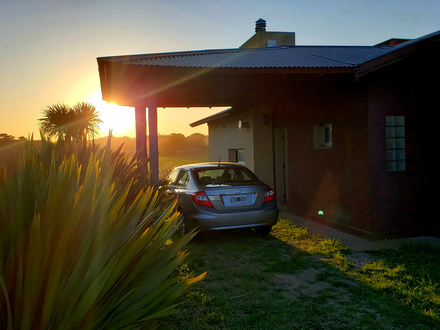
[[0, 138, 206, 329]]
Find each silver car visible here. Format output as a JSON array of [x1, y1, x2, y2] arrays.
[[165, 162, 279, 236]]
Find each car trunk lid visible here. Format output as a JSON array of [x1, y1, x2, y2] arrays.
[[204, 184, 266, 211]]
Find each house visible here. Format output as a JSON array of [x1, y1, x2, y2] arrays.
[[97, 19, 439, 239]]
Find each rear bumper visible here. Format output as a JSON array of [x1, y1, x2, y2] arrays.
[[185, 200, 279, 231]]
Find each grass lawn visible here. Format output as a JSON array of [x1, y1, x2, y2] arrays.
[[161, 219, 440, 329]]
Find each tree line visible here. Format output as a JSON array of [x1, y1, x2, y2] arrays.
[[93, 133, 208, 157], [0, 134, 27, 141], [2, 102, 207, 158]]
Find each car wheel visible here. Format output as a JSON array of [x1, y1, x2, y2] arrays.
[[172, 212, 188, 240], [178, 213, 188, 237], [255, 225, 272, 235]]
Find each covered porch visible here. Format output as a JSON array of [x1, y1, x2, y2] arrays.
[[96, 53, 345, 182]]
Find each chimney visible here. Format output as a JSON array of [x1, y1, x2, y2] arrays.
[[240, 18, 295, 48], [255, 18, 266, 33]]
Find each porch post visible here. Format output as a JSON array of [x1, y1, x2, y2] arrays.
[[135, 105, 147, 168], [148, 94, 159, 183]]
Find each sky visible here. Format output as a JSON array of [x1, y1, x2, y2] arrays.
[[1, 0, 439, 138]]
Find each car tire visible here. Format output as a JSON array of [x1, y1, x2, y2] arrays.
[[178, 213, 188, 237], [172, 213, 188, 240], [255, 225, 272, 235]]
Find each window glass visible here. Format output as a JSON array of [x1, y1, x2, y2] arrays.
[[177, 171, 190, 186], [228, 149, 245, 164], [194, 167, 257, 185], [322, 124, 332, 146], [166, 169, 180, 185], [313, 123, 332, 149], [385, 116, 405, 171], [237, 150, 245, 164]]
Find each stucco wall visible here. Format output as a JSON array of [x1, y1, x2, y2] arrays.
[[251, 105, 274, 187], [208, 109, 254, 168], [208, 105, 275, 187]]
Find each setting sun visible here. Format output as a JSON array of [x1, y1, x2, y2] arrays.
[[87, 91, 222, 138], [88, 91, 135, 138]]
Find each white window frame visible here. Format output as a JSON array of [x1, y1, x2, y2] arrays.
[[313, 123, 332, 149]]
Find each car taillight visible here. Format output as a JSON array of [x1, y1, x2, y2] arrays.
[[263, 187, 275, 203], [191, 191, 213, 207]]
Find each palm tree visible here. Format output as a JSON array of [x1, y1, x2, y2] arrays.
[[39, 103, 73, 142], [71, 102, 102, 142], [39, 102, 102, 143]]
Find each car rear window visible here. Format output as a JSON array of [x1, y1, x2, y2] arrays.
[[194, 167, 258, 185]]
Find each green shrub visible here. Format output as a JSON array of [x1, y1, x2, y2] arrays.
[[0, 138, 205, 329]]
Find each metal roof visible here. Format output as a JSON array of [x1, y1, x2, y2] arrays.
[[362, 29, 440, 63], [190, 108, 232, 127], [98, 29, 439, 71], [115, 46, 394, 69]]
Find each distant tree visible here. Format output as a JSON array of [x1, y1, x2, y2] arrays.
[[186, 133, 208, 151], [0, 133, 15, 141], [38, 102, 102, 142], [159, 133, 187, 156]]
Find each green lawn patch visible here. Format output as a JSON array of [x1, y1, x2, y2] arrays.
[[161, 219, 440, 329]]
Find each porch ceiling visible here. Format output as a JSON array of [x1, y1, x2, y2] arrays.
[[97, 61, 353, 108]]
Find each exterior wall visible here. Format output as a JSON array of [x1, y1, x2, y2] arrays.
[[204, 42, 438, 238], [208, 105, 275, 187], [251, 105, 274, 187], [272, 80, 372, 235], [208, 109, 254, 168], [240, 31, 296, 48], [367, 53, 438, 236]]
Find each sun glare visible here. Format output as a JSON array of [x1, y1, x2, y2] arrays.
[[88, 91, 135, 137]]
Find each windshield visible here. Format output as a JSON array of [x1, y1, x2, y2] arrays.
[[194, 167, 258, 185]]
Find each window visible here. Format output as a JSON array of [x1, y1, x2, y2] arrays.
[[194, 167, 257, 185], [313, 123, 332, 149], [322, 124, 332, 147], [237, 150, 245, 164], [166, 169, 180, 185], [228, 149, 245, 164], [176, 171, 190, 186], [386, 116, 405, 171]]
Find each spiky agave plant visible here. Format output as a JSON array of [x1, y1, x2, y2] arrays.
[[0, 139, 205, 330]]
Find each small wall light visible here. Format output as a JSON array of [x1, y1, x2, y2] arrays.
[[238, 120, 248, 130]]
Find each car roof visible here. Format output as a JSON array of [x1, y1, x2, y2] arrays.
[[174, 162, 246, 171]]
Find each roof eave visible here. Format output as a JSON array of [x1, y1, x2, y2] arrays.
[[356, 30, 440, 78], [190, 108, 232, 127]]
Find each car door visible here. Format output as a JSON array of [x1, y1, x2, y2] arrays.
[[166, 169, 191, 209]]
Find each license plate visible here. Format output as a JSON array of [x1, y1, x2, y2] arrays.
[[230, 195, 247, 204]]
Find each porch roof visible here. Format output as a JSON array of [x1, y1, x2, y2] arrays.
[[97, 29, 439, 108]]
